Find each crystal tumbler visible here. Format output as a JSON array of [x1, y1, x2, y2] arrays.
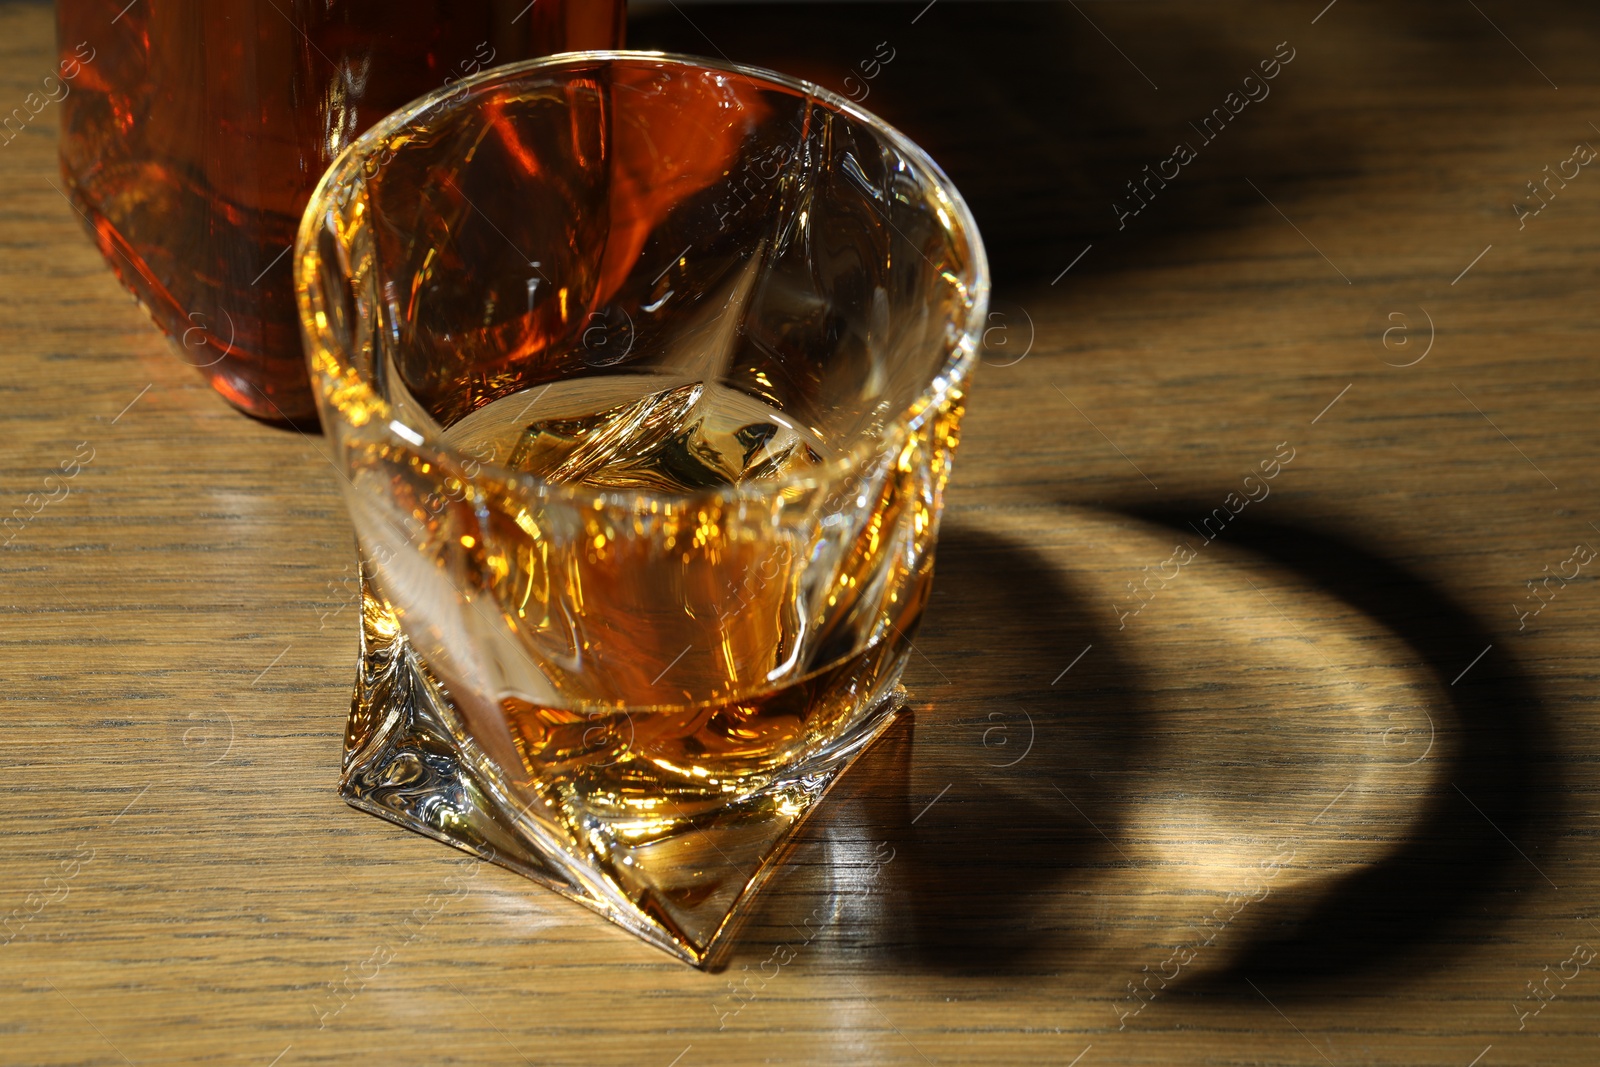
[[295, 51, 988, 965]]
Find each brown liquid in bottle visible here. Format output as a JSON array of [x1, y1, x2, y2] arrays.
[[55, 0, 624, 425]]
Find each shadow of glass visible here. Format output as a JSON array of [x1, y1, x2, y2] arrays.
[[727, 522, 1147, 976], [722, 503, 1560, 1005], [1117, 504, 1564, 999]]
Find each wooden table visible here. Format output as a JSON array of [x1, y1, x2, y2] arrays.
[[4, 1, 1598, 1063]]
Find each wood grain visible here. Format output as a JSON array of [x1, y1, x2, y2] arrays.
[[4, 1, 1599, 1064]]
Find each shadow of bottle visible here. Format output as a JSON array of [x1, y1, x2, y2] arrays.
[[629, 1, 1357, 287]]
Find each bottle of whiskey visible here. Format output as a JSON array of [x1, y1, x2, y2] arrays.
[[56, 0, 625, 425]]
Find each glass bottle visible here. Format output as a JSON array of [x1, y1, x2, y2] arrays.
[[56, 1, 625, 425]]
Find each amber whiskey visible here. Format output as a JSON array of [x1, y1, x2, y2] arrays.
[[424, 374, 937, 821], [56, 0, 623, 424]]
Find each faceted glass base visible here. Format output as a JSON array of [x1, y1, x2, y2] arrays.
[[338, 574, 907, 968]]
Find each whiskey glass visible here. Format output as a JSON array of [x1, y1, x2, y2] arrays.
[[296, 51, 988, 966], [57, 0, 624, 425]]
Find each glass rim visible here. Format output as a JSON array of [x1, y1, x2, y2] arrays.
[[296, 48, 991, 509]]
